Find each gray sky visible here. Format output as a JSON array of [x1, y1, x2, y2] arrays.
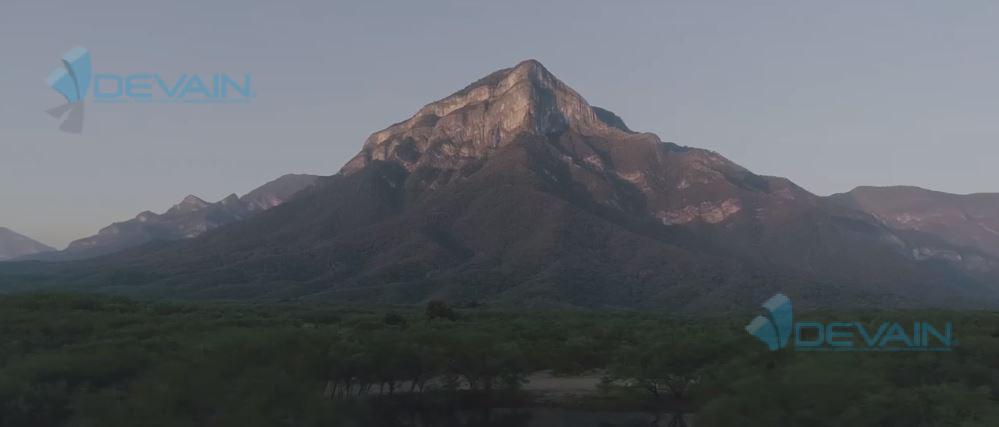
[[2, 0, 999, 248]]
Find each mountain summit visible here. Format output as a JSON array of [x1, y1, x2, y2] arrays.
[[168, 195, 212, 215], [342, 60, 628, 175], [3, 60, 998, 310], [347, 60, 814, 231]]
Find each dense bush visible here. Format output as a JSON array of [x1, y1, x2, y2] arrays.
[[0, 294, 995, 426]]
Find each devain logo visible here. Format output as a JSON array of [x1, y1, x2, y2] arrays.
[[745, 293, 793, 351], [745, 293, 954, 352], [44, 46, 254, 133], [47, 47, 91, 104]]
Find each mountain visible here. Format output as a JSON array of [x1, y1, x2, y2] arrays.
[[0, 228, 54, 261], [240, 174, 322, 211], [24, 174, 319, 261], [2, 60, 997, 310], [830, 186, 999, 262]]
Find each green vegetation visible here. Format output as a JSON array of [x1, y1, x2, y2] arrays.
[[0, 294, 997, 426]]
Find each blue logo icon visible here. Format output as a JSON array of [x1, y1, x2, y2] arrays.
[[45, 47, 91, 133], [47, 47, 92, 104], [745, 293, 792, 351]]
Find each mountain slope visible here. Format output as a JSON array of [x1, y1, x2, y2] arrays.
[[25, 174, 319, 261], [830, 186, 999, 264], [0, 228, 53, 261], [241, 174, 321, 211], [2, 60, 997, 310]]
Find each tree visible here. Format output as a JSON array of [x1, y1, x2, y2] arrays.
[[382, 313, 407, 327], [425, 300, 457, 322], [611, 329, 725, 401]]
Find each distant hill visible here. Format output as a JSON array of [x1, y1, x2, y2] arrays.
[[830, 186, 999, 261], [22, 174, 319, 261], [0, 228, 53, 261]]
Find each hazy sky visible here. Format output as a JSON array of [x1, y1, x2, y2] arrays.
[[3, 0, 999, 248]]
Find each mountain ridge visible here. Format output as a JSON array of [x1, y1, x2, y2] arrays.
[[830, 186, 999, 261], [2, 60, 997, 311], [19, 174, 320, 261]]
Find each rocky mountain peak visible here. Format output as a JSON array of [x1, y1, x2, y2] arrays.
[[240, 174, 320, 210], [414, 58, 606, 135], [166, 195, 211, 215], [341, 59, 628, 174], [337, 59, 815, 228], [135, 211, 159, 222], [219, 193, 242, 205]]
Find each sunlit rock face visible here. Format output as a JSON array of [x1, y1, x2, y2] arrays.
[[342, 60, 623, 175], [341, 60, 820, 228]]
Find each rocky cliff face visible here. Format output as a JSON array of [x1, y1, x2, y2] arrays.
[[342, 60, 622, 174]]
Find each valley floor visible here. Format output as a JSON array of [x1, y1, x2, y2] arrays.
[[0, 293, 997, 426]]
